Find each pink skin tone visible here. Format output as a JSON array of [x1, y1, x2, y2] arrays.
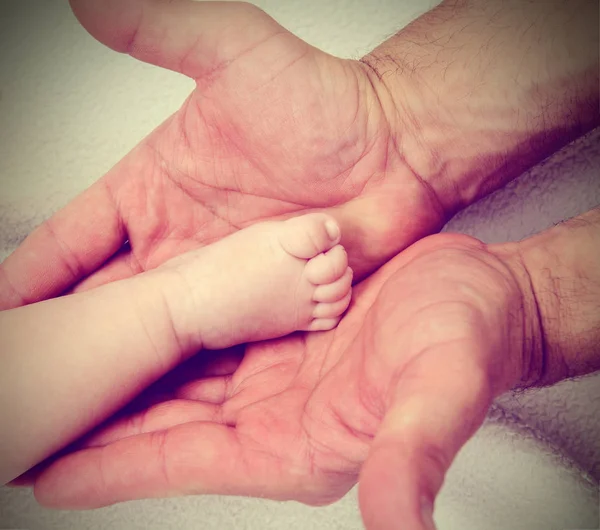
[[1, 0, 596, 529], [0, 213, 351, 486]]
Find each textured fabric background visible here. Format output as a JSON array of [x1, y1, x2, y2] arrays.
[[0, 1, 598, 528]]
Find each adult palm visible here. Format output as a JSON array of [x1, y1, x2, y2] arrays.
[[0, 0, 443, 308], [32, 234, 535, 530]]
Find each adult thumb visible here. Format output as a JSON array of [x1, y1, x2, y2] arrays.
[[358, 342, 494, 530], [68, 0, 289, 80]]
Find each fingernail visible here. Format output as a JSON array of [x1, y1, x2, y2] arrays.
[[325, 219, 340, 241], [420, 497, 436, 530]]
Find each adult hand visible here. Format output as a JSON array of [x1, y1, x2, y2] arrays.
[[0, 0, 445, 310], [2, 1, 597, 526], [29, 232, 541, 530], [3, 0, 595, 309]]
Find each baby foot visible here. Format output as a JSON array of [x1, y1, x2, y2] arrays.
[[162, 213, 353, 350]]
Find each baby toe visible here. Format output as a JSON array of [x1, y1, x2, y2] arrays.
[[313, 267, 353, 302], [312, 290, 352, 319], [304, 245, 348, 285], [278, 213, 341, 260], [305, 317, 342, 332]]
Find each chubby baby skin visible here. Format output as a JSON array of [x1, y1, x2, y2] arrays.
[[0, 213, 352, 485], [160, 213, 353, 350]]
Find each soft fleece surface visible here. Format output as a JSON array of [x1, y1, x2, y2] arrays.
[[0, 1, 598, 529]]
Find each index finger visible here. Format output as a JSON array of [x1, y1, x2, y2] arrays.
[[0, 179, 126, 309]]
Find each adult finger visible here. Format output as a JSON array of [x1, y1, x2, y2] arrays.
[[69, 0, 293, 82], [33, 422, 284, 509], [68, 243, 140, 293], [82, 399, 223, 448], [8, 398, 224, 487], [0, 179, 125, 309], [358, 341, 494, 530], [175, 376, 230, 404]]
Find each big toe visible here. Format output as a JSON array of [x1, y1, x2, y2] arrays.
[[278, 213, 341, 259]]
